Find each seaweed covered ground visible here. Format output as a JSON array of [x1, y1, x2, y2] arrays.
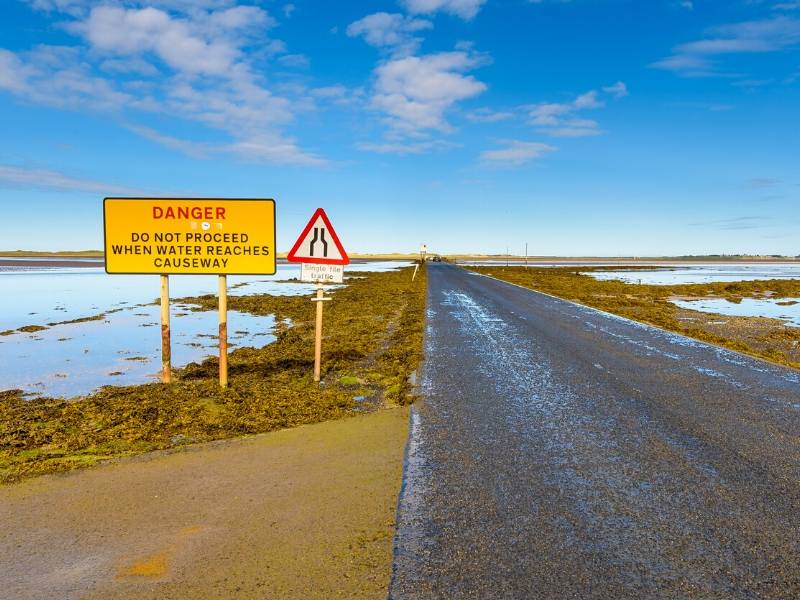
[[0, 266, 426, 484], [468, 265, 800, 370]]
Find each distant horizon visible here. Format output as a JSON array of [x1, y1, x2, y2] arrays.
[[2, 250, 799, 261]]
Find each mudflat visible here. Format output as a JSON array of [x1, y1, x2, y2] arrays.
[[0, 406, 409, 599]]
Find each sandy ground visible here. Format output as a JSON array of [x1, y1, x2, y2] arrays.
[[0, 406, 409, 599]]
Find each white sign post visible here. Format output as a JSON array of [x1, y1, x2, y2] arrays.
[[287, 208, 349, 382]]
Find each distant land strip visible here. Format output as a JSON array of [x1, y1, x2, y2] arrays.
[[1, 250, 799, 262]]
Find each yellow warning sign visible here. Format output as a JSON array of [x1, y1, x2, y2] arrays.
[[104, 198, 276, 275]]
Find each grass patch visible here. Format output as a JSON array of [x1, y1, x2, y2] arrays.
[[0, 265, 427, 484], [468, 265, 800, 370]]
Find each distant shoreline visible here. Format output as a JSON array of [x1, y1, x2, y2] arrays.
[[0, 253, 800, 272], [1, 251, 798, 265], [0, 257, 391, 269], [0, 259, 104, 269]]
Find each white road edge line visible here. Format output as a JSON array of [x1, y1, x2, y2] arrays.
[[466, 268, 799, 377]]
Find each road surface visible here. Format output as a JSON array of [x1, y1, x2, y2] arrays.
[[390, 263, 800, 599]]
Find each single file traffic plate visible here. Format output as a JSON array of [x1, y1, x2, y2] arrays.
[[300, 263, 344, 284]]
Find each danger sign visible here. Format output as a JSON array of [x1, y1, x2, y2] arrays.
[[103, 198, 276, 275], [287, 208, 349, 266]]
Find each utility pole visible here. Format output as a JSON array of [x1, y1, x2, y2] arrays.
[[525, 243, 528, 268], [506, 246, 509, 267]]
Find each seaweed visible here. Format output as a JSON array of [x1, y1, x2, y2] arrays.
[[0, 265, 427, 484]]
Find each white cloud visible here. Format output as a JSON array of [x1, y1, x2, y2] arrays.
[[602, 81, 628, 98], [68, 6, 270, 76], [1, 4, 329, 166], [130, 125, 327, 166], [356, 139, 456, 154], [527, 84, 623, 137], [652, 16, 800, 76], [480, 140, 556, 167], [127, 125, 212, 158], [25, 0, 239, 17], [347, 12, 432, 54], [465, 107, 514, 122], [650, 53, 715, 75], [371, 51, 487, 133], [401, 0, 486, 20], [573, 90, 603, 109], [277, 53, 310, 68], [0, 163, 143, 195], [0, 47, 137, 111], [226, 135, 327, 166], [547, 123, 603, 138], [528, 102, 572, 126], [0, 50, 30, 95]]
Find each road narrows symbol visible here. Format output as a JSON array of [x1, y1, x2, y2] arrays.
[[310, 227, 328, 257]]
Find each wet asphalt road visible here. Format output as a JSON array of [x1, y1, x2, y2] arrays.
[[390, 264, 800, 599]]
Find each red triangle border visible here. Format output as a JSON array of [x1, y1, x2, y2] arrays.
[[286, 208, 350, 265]]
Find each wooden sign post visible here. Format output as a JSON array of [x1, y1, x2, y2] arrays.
[[286, 208, 349, 383], [160, 274, 171, 383], [104, 198, 276, 389], [219, 275, 228, 388], [311, 285, 331, 382]]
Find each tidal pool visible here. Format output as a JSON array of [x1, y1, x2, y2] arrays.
[[672, 297, 800, 327], [0, 259, 411, 398], [584, 264, 800, 285], [0, 302, 275, 398], [0, 260, 411, 332]]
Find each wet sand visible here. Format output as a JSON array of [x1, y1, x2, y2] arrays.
[[0, 406, 410, 599]]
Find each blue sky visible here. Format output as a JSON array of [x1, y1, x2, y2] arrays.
[[0, 0, 798, 255]]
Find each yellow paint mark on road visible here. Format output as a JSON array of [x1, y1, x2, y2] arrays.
[[122, 550, 171, 578], [118, 525, 205, 579]]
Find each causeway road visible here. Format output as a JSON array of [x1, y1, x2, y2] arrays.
[[390, 263, 800, 599]]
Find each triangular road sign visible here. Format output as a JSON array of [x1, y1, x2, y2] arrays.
[[287, 208, 349, 265]]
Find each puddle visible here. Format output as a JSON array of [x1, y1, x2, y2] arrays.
[[0, 302, 275, 398], [671, 297, 800, 327], [583, 264, 800, 285]]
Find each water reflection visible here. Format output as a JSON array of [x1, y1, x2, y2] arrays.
[[584, 264, 800, 285], [672, 297, 800, 327], [0, 303, 275, 398], [0, 260, 411, 398]]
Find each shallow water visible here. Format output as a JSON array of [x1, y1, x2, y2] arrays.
[[0, 260, 411, 398], [0, 261, 410, 332], [584, 264, 800, 285], [672, 297, 800, 327], [0, 303, 275, 398]]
